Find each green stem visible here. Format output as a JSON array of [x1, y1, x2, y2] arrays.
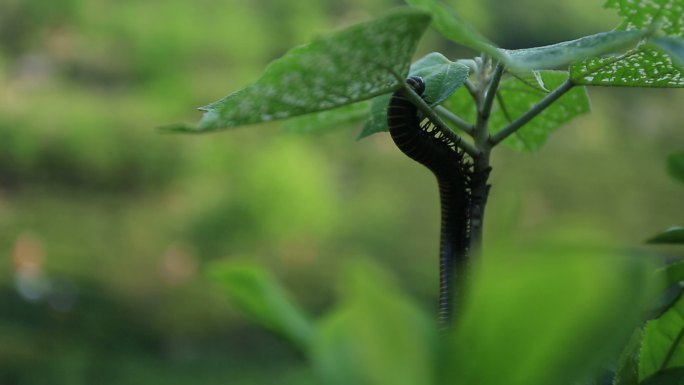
[[489, 78, 575, 146], [436, 106, 474, 135], [402, 83, 480, 158]]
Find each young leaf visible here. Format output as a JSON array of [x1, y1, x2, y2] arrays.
[[173, 9, 431, 133], [490, 71, 590, 152], [442, 249, 657, 385], [667, 151, 684, 184], [310, 261, 436, 385], [359, 52, 469, 138], [640, 294, 684, 381], [207, 261, 313, 352], [650, 37, 684, 68], [647, 227, 684, 244], [502, 30, 648, 71], [571, 0, 684, 87]]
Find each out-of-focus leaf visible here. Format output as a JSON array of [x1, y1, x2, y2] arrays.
[[311, 261, 435, 385], [657, 260, 684, 289], [170, 9, 431, 132], [491, 71, 590, 152], [612, 329, 643, 385], [650, 37, 684, 68], [404, 0, 499, 58], [647, 227, 684, 244], [208, 261, 312, 352], [359, 52, 469, 138], [667, 151, 684, 184], [640, 294, 684, 381], [502, 30, 648, 71], [442, 249, 657, 385], [640, 368, 684, 385], [283, 101, 370, 134], [571, 0, 684, 87]]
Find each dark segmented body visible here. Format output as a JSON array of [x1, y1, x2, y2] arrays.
[[387, 77, 472, 325]]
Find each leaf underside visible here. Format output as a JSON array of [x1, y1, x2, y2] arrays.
[[176, 9, 431, 132]]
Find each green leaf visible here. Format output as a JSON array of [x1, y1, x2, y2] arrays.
[[174, 9, 431, 132], [640, 294, 684, 381], [667, 151, 684, 184], [404, 0, 500, 57], [310, 261, 435, 385], [406, 0, 647, 71], [359, 52, 469, 138], [410, 52, 470, 105], [442, 249, 657, 385], [656, 260, 684, 289], [650, 37, 684, 68], [641, 368, 684, 385], [207, 261, 312, 352], [612, 329, 643, 385], [648, 227, 684, 244], [283, 101, 370, 134], [502, 30, 648, 71], [359, 94, 392, 139], [571, 0, 684, 87], [491, 71, 590, 152]]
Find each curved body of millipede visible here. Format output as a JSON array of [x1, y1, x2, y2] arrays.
[[387, 77, 472, 326]]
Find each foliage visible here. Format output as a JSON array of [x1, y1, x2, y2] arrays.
[[176, 0, 684, 384], [211, 249, 660, 385]]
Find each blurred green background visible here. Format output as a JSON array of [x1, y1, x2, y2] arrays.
[[0, 0, 682, 384]]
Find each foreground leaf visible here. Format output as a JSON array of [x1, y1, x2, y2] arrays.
[[174, 9, 431, 132], [667, 151, 684, 184], [311, 261, 435, 385], [640, 294, 684, 381], [443, 249, 657, 385], [641, 368, 684, 385], [612, 329, 643, 385], [648, 227, 684, 245], [208, 261, 312, 352]]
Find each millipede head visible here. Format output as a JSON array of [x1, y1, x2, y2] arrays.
[[406, 76, 426, 96]]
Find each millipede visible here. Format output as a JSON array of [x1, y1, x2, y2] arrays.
[[387, 76, 473, 326]]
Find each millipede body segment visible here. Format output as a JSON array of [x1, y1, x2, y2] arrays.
[[387, 76, 473, 325]]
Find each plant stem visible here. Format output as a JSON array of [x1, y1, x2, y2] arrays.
[[402, 83, 480, 158], [436, 106, 474, 135], [489, 78, 575, 146]]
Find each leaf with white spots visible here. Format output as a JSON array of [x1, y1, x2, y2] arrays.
[[571, 0, 684, 87], [170, 9, 431, 133]]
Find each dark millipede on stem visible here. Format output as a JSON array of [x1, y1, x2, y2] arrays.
[[387, 76, 473, 326]]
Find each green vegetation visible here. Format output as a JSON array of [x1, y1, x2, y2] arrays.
[[1, 0, 683, 384]]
